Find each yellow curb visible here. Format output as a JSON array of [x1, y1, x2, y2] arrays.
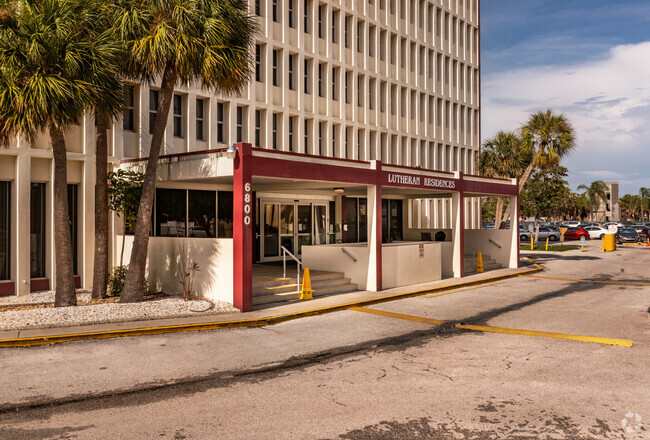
[[455, 324, 634, 347], [0, 266, 542, 348]]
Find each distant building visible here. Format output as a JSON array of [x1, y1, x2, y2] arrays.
[[591, 181, 620, 222]]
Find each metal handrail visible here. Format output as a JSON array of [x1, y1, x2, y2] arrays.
[[281, 246, 302, 291], [488, 238, 502, 249], [465, 242, 477, 269], [341, 247, 358, 262]]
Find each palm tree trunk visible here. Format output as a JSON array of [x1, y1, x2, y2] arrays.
[[121, 65, 178, 303], [499, 162, 534, 228], [494, 196, 504, 228], [92, 114, 109, 299], [50, 126, 77, 307]]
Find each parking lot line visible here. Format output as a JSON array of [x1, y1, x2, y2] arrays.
[[455, 324, 634, 347], [349, 307, 447, 326], [349, 307, 634, 347], [521, 275, 650, 286]]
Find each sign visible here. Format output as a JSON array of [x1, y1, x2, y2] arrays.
[[386, 172, 456, 189], [419, 243, 424, 258], [243, 182, 252, 226], [580, 236, 586, 246], [608, 225, 618, 234], [559, 227, 568, 237]]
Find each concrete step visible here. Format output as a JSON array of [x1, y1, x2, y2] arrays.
[[252, 277, 354, 296], [252, 281, 358, 306], [252, 271, 344, 289]]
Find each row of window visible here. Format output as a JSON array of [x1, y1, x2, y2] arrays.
[[0, 182, 79, 282], [257, 0, 478, 46], [257, 44, 478, 101], [257, 48, 477, 113], [123, 87, 224, 144], [151, 189, 234, 239]]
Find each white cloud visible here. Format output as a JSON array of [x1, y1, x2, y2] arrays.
[[482, 41, 650, 195]]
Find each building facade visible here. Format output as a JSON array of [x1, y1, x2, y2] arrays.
[[590, 181, 620, 222], [0, 0, 487, 302]]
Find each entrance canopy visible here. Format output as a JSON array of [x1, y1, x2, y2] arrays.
[[122, 143, 520, 312]]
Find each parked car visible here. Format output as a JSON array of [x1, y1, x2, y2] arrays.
[[583, 225, 610, 239], [616, 228, 641, 244], [562, 220, 581, 227], [563, 226, 590, 240], [535, 227, 561, 241], [631, 225, 649, 241]]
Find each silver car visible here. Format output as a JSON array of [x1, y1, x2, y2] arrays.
[[521, 227, 560, 242]]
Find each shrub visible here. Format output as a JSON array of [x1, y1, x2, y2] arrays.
[[108, 266, 148, 296]]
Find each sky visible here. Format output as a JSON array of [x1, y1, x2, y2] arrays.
[[480, 0, 650, 196]]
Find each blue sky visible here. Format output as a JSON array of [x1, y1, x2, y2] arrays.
[[480, 0, 650, 196]]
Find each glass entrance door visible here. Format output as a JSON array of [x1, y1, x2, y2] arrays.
[[260, 201, 329, 261], [313, 204, 328, 245]]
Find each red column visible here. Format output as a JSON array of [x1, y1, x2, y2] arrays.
[[233, 143, 253, 312], [375, 163, 383, 291]]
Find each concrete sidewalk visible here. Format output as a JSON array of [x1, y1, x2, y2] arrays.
[[0, 265, 538, 347]]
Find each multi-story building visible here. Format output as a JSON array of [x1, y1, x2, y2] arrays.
[[590, 181, 620, 222], [1, 1, 522, 311]]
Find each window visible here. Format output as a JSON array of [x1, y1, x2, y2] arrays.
[[331, 67, 338, 101], [289, 0, 294, 27], [304, 0, 311, 34], [381, 200, 403, 242], [67, 184, 78, 275], [304, 59, 311, 94], [318, 121, 323, 155], [149, 89, 159, 134], [288, 54, 295, 90], [304, 119, 310, 153], [272, 49, 279, 86], [331, 125, 337, 156], [272, 112, 278, 149], [288, 116, 295, 152], [196, 99, 205, 141], [255, 44, 262, 82], [272, 0, 278, 22], [188, 190, 216, 237], [30, 182, 46, 278], [345, 71, 350, 104], [155, 189, 186, 237], [318, 5, 324, 38], [344, 16, 350, 48], [236, 106, 244, 142], [331, 10, 338, 43], [356, 21, 362, 52], [357, 75, 363, 107], [217, 191, 233, 238], [216, 102, 224, 143], [0, 181, 10, 280], [173, 94, 183, 138], [255, 109, 262, 147], [123, 86, 135, 131], [255, 0, 261, 16], [318, 63, 324, 97]]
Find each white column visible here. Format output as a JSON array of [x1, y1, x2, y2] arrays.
[[366, 161, 382, 292], [15, 154, 31, 295], [82, 158, 95, 288], [451, 189, 464, 278], [509, 194, 520, 268]]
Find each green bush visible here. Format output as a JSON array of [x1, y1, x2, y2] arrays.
[[108, 266, 148, 296]]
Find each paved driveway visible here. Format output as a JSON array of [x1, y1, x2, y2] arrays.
[[1, 243, 648, 439]]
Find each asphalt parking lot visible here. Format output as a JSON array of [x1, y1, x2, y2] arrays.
[[0, 240, 648, 439]]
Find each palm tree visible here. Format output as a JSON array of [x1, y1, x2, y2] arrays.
[[500, 109, 576, 227], [577, 181, 608, 222], [478, 131, 531, 228], [0, 0, 122, 306], [116, 0, 257, 303], [638, 187, 650, 221], [92, 2, 125, 300]]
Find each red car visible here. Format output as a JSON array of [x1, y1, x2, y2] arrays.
[[563, 226, 590, 240]]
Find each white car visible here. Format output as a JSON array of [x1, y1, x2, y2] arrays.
[[583, 225, 610, 239]]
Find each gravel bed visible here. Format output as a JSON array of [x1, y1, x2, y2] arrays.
[[0, 290, 239, 331]]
